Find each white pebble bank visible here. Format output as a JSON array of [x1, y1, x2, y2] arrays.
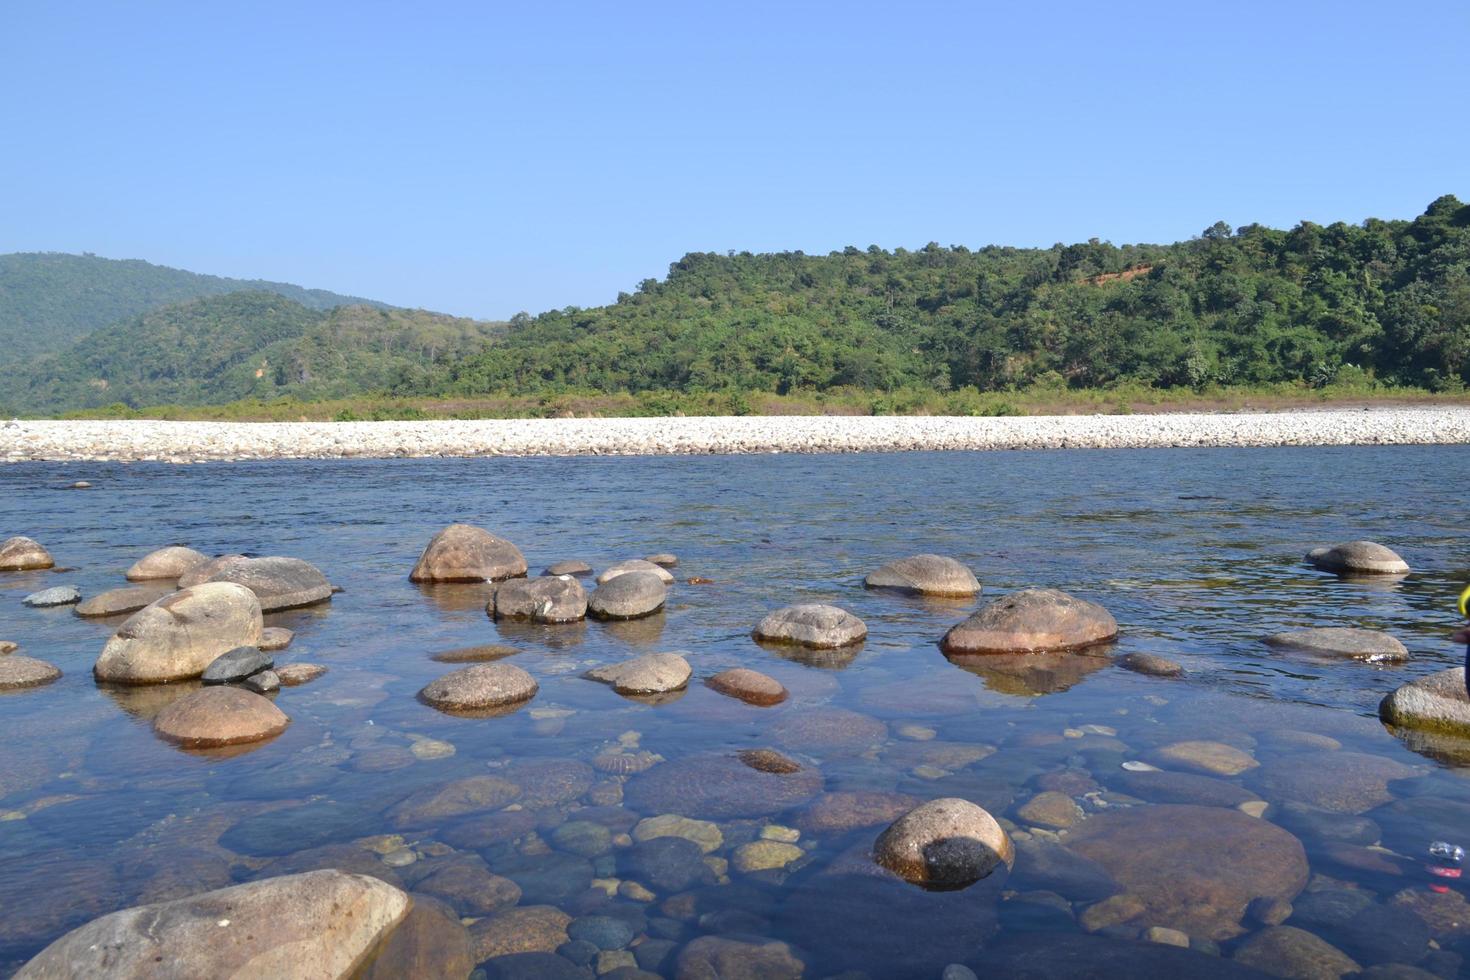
[[3, 408, 1469, 463]]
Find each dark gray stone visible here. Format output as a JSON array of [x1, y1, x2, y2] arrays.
[[201, 646, 273, 685]]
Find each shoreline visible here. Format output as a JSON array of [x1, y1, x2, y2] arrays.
[[4, 408, 1470, 462]]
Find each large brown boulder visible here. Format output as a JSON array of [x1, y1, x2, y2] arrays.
[[124, 546, 207, 581], [418, 663, 538, 714], [410, 523, 527, 582], [178, 555, 333, 612], [94, 583, 264, 685], [152, 686, 289, 748], [1067, 804, 1309, 940], [14, 870, 409, 979], [940, 588, 1117, 655], [0, 536, 53, 571], [489, 576, 586, 623], [865, 554, 981, 597], [753, 604, 867, 649], [1306, 541, 1410, 576], [873, 797, 1014, 889]]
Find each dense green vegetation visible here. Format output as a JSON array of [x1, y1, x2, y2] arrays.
[[0, 252, 380, 370], [1, 292, 502, 414], [421, 195, 1470, 399]]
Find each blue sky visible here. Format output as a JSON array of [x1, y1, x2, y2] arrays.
[[2, 1, 1466, 319]]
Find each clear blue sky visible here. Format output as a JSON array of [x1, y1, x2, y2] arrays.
[[3, 1, 1466, 319]]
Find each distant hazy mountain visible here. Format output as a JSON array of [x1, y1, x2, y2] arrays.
[[3, 291, 503, 414], [0, 252, 385, 370]]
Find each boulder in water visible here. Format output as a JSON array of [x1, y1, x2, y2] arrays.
[[489, 576, 587, 623], [873, 797, 1014, 889], [597, 558, 675, 585], [276, 663, 328, 686], [643, 553, 678, 568], [0, 655, 62, 691], [125, 546, 207, 581], [706, 667, 788, 706], [23, 585, 80, 607], [753, 604, 867, 649], [75, 584, 174, 618], [543, 559, 592, 577], [410, 523, 527, 582], [201, 646, 273, 684], [152, 685, 289, 748], [1265, 627, 1408, 662], [178, 555, 334, 612], [94, 582, 264, 685], [587, 571, 667, 620], [419, 662, 538, 713], [14, 870, 409, 979], [865, 554, 981, 597], [585, 652, 691, 695], [258, 626, 294, 651], [1379, 667, 1470, 738], [940, 588, 1117, 655], [0, 536, 53, 571], [1306, 541, 1409, 576]]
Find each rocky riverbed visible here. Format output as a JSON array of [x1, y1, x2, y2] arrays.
[[4, 407, 1470, 462]]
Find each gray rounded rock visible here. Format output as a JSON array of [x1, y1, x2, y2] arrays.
[[588, 571, 667, 620], [874, 797, 1014, 889], [23, 585, 80, 608], [643, 553, 679, 568], [0, 536, 54, 571], [544, 560, 593, 577], [1379, 667, 1470, 738], [1307, 541, 1409, 576], [242, 669, 281, 695], [1119, 652, 1184, 677], [753, 604, 867, 649], [0, 655, 62, 691], [865, 554, 981, 597], [490, 576, 587, 623], [201, 646, 274, 684], [1265, 627, 1408, 662], [75, 584, 174, 618], [940, 588, 1117, 655], [258, 626, 294, 651], [597, 559, 675, 585], [178, 555, 334, 612], [94, 582, 264, 685], [125, 546, 208, 581], [585, 652, 691, 695], [419, 662, 538, 713], [410, 523, 527, 582]]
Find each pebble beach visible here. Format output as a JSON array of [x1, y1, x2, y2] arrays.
[[4, 407, 1470, 462]]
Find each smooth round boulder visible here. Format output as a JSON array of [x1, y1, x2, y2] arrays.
[[1307, 541, 1409, 576], [706, 667, 788, 706], [544, 560, 592, 577], [940, 588, 1117, 655], [585, 652, 691, 695], [178, 555, 334, 612], [75, 584, 174, 618], [419, 663, 538, 713], [1380, 667, 1470, 738], [258, 626, 294, 651], [0, 536, 54, 571], [865, 554, 981, 597], [753, 604, 867, 649], [410, 523, 527, 582], [587, 571, 667, 620], [597, 559, 675, 585], [152, 686, 289, 748], [490, 576, 587, 623], [14, 870, 409, 979], [873, 797, 1014, 889], [1265, 627, 1408, 662], [23, 585, 80, 607], [201, 646, 273, 685], [94, 583, 264, 685], [0, 655, 62, 691], [125, 546, 208, 581]]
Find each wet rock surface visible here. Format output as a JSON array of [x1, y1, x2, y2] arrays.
[[874, 797, 1014, 888], [200, 645, 273, 684], [1379, 667, 1470, 738], [152, 685, 289, 748], [1251, 751, 1419, 814], [624, 754, 824, 819], [753, 603, 867, 648], [1306, 540, 1410, 575], [706, 667, 788, 706], [940, 588, 1117, 654]]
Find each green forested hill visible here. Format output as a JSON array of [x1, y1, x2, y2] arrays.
[[422, 195, 1470, 398], [0, 252, 382, 370], [2, 292, 502, 414]]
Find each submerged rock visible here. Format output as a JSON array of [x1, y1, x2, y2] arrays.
[[940, 588, 1117, 655], [586, 652, 691, 695], [125, 545, 207, 581], [1307, 541, 1410, 576], [14, 870, 409, 979], [152, 685, 289, 748], [490, 575, 587, 622], [737, 748, 803, 775], [753, 604, 867, 648], [588, 570, 667, 620], [23, 585, 80, 607], [410, 523, 527, 582], [415, 860, 521, 916], [865, 554, 982, 597], [359, 893, 475, 980], [468, 905, 572, 961], [675, 935, 805, 979], [643, 553, 679, 568], [258, 626, 294, 651], [0, 536, 54, 571], [975, 932, 1273, 979], [200, 646, 273, 684], [624, 753, 823, 820], [1119, 652, 1184, 677], [1265, 628, 1409, 662], [74, 584, 173, 618], [94, 582, 264, 685], [418, 662, 538, 713], [1147, 740, 1258, 777], [1251, 751, 1419, 814], [387, 774, 523, 828], [1067, 804, 1309, 940], [276, 662, 327, 686], [1379, 667, 1470, 738], [874, 797, 1014, 889], [706, 667, 789, 706], [771, 706, 887, 755], [543, 559, 593, 577], [0, 654, 62, 691], [632, 814, 723, 853], [795, 791, 922, 835], [1232, 925, 1360, 978], [598, 558, 675, 585], [178, 555, 334, 612]]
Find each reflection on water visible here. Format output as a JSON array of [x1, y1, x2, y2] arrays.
[[1, 446, 1469, 977]]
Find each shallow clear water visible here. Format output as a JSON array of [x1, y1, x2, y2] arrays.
[[2, 447, 1469, 977]]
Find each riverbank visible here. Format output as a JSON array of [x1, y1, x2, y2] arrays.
[[4, 408, 1470, 462]]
